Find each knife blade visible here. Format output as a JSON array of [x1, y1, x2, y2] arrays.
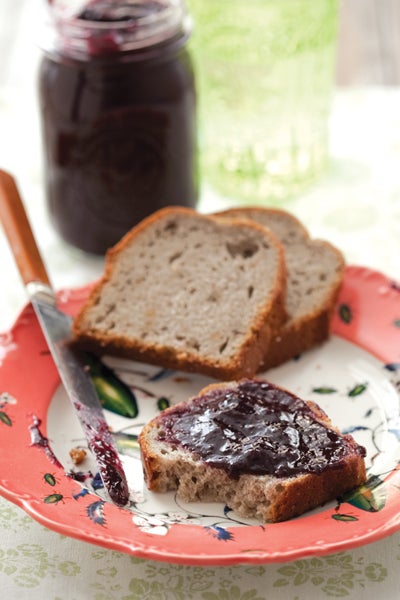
[[0, 169, 129, 506]]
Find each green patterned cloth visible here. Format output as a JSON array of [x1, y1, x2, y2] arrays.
[[0, 496, 399, 599]]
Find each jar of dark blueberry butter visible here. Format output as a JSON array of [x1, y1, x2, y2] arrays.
[[39, 0, 198, 254]]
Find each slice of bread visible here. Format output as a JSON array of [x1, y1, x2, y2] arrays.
[[72, 207, 287, 380], [215, 207, 345, 370], [139, 379, 367, 523]]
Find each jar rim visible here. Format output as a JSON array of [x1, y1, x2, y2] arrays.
[[45, 0, 191, 59]]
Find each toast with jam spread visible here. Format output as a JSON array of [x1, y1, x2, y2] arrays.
[[139, 379, 367, 523]]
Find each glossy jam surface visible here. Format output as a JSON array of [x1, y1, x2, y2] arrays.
[[158, 380, 365, 478], [39, 7, 197, 254]]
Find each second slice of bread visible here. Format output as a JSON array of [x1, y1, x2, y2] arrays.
[[215, 207, 345, 370], [73, 207, 287, 380]]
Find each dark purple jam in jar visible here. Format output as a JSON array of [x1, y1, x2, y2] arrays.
[[39, 0, 198, 254]]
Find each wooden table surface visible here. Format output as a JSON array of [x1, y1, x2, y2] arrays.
[[337, 0, 400, 85]]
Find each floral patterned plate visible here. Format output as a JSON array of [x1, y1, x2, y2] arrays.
[[1, 265, 400, 565]]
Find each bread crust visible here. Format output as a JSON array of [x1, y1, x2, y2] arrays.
[[214, 207, 346, 370], [72, 206, 288, 380], [139, 380, 367, 523]]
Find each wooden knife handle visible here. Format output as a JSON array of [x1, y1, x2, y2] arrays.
[[0, 169, 51, 287]]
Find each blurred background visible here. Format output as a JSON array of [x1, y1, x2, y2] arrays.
[[2, 0, 400, 209], [1, 0, 400, 178], [2, 0, 400, 94]]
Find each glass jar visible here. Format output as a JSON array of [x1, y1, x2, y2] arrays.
[[38, 0, 198, 255]]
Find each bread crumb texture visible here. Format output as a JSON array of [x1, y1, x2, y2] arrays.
[[73, 208, 286, 378]]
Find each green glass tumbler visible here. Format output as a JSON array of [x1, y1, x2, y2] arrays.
[[187, 0, 339, 205]]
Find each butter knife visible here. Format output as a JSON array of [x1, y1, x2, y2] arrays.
[[0, 169, 129, 506]]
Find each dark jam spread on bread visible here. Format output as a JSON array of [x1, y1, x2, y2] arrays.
[[157, 380, 366, 479]]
